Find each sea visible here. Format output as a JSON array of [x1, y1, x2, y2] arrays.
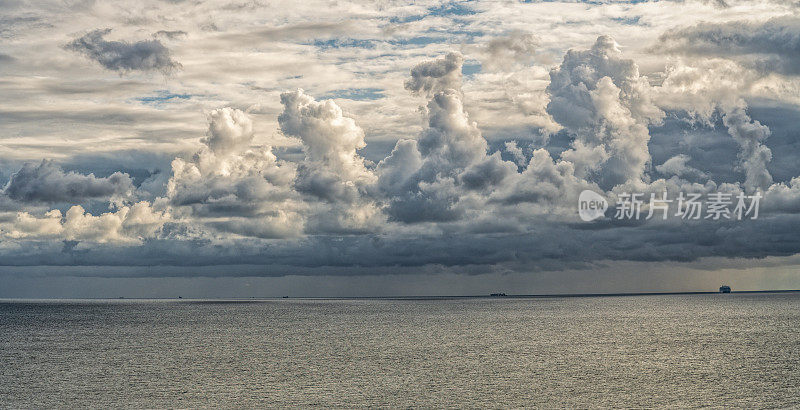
[[1, 293, 799, 408]]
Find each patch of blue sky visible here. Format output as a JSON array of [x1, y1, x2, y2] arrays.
[[427, 1, 478, 17], [610, 16, 642, 25], [450, 16, 482, 26], [462, 62, 481, 76], [386, 2, 478, 26], [388, 14, 425, 24], [310, 24, 481, 51], [312, 38, 376, 50], [137, 90, 191, 106], [424, 27, 484, 43], [387, 36, 446, 46], [321, 88, 385, 101], [310, 36, 448, 51]]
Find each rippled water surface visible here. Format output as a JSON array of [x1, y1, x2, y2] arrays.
[[2, 294, 799, 407]]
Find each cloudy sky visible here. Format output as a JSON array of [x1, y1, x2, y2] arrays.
[[2, 0, 800, 297]]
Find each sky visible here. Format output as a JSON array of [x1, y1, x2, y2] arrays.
[[2, 0, 800, 297]]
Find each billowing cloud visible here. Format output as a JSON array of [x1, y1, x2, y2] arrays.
[[503, 141, 527, 167], [653, 59, 776, 192], [383, 61, 514, 223], [1, 202, 168, 243], [546, 35, 663, 189], [65, 29, 181, 74], [167, 107, 302, 238], [722, 104, 773, 191], [201, 107, 255, 155], [278, 90, 383, 233], [278, 90, 375, 203], [404, 52, 464, 97], [3, 160, 133, 203], [492, 148, 590, 209], [656, 154, 708, 180]]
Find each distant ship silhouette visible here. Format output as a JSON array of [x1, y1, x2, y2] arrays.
[[490, 293, 507, 297], [719, 285, 731, 293]]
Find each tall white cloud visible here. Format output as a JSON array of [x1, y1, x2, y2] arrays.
[[404, 52, 464, 97], [546, 36, 664, 189], [167, 107, 303, 238], [721, 104, 773, 191], [278, 90, 382, 233]]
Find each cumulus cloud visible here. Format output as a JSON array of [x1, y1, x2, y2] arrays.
[[721, 104, 773, 191], [376, 139, 423, 197], [656, 154, 708, 180], [201, 107, 255, 155], [504, 141, 527, 166], [493, 148, 588, 208], [278, 89, 382, 233], [3, 160, 133, 203], [65, 28, 181, 74], [380, 83, 502, 223], [167, 107, 302, 238], [547, 35, 663, 189], [764, 177, 800, 214], [460, 152, 517, 191], [416, 89, 488, 174], [278, 89, 375, 200], [653, 58, 775, 192], [1, 202, 168, 243], [404, 52, 464, 97]]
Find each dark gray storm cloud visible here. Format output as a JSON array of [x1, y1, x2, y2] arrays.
[[658, 16, 800, 75], [3, 160, 133, 203], [3, 214, 800, 278], [65, 28, 181, 74]]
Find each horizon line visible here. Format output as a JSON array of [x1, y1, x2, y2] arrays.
[[3, 289, 800, 301]]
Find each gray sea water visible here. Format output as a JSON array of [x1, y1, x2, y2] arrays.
[[1, 293, 799, 408]]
